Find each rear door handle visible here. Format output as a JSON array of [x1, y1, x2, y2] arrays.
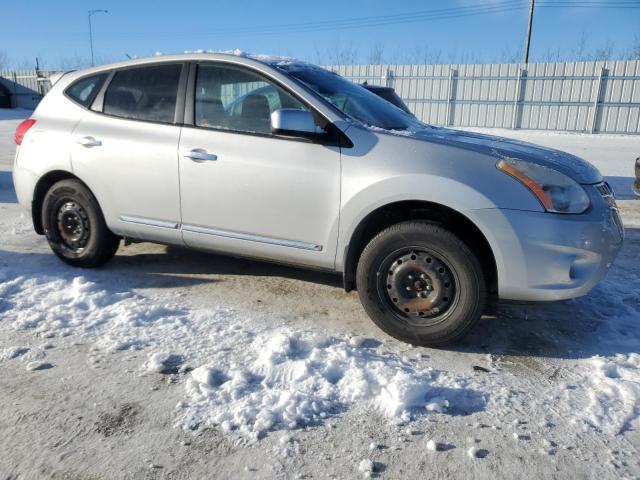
[[184, 149, 218, 162], [77, 136, 102, 148]]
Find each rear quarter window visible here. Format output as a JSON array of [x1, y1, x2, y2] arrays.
[[65, 73, 108, 107], [103, 64, 182, 123]]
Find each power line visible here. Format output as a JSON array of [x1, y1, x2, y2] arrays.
[[100, 0, 640, 42], [107, 2, 531, 41], [17, 1, 639, 43], [537, 1, 640, 7]]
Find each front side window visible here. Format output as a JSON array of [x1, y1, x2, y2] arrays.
[[66, 73, 108, 107], [195, 64, 308, 135], [103, 64, 182, 123]]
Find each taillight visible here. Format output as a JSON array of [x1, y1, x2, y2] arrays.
[[15, 118, 36, 145]]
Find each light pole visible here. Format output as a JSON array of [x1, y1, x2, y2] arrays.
[[523, 0, 535, 64], [88, 9, 108, 67]]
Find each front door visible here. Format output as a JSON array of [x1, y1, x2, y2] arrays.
[[178, 63, 341, 268]]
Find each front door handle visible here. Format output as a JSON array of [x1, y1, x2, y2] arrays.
[[77, 136, 102, 148], [184, 149, 218, 162]]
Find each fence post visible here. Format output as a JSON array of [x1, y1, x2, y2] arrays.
[[590, 67, 606, 134], [511, 68, 525, 130], [445, 68, 457, 127], [383, 68, 394, 88], [11, 71, 18, 108]]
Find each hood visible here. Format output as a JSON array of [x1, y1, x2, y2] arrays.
[[409, 127, 602, 184]]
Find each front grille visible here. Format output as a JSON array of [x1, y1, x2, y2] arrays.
[[595, 181, 617, 209], [595, 182, 624, 240], [610, 207, 625, 242], [596, 182, 613, 197]]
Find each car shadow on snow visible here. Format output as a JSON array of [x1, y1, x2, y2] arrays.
[[0, 171, 18, 203], [111, 244, 343, 289], [0, 248, 217, 293]]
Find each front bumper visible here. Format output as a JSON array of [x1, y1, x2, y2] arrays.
[[471, 184, 623, 302]]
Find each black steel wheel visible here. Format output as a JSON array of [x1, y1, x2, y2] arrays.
[[381, 248, 458, 323], [356, 221, 486, 346], [56, 201, 91, 252], [42, 179, 120, 267]]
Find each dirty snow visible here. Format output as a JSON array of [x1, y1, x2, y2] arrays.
[[179, 329, 475, 439], [1, 258, 484, 439], [1, 109, 639, 477], [358, 458, 375, 475]]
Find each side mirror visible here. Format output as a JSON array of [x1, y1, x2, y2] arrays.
[[271, 109, 321, 138]]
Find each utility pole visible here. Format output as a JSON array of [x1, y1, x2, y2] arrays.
[[88, 9, 108, 67], [523, 0, 535, 64]]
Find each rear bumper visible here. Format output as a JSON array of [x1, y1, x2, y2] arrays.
[[471, 186, 623, 302], [12, 161, 37, 209]]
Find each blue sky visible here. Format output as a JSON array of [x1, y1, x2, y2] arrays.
[[1, 0, 638, 68]]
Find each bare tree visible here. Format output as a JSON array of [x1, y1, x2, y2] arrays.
[[332, 42, 359, 65], [571, 29, 589, 61], [624, 34, 640, 60], [590, 39, 615, 62], [497, 44, 523, 64], [368, 44, 385, 65], [0, 51, 7, 70], [312, 45, 326, 65], [404, 46, 443, 65], [319, 40, 359, 66], [539, 47, 564, 63]]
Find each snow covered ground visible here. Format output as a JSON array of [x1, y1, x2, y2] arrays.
[[1, 108, 639, 478]]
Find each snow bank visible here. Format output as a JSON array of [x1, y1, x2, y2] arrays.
[[358, 458, 375, 476], [179, 329, 470, 439], [2, 250, 637, 440], [584, 354, 640, 435], [1, 274, 188, 351], [0, 262, 479, 439]]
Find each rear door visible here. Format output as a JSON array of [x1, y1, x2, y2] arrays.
[[177, 62, 341, 269], [71, 63, 186, 244]]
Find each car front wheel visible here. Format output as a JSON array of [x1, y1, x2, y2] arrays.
[[356, 221, 486, 346], [42, 179, 120, 268]]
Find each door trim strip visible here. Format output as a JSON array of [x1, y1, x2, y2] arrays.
[[120, 215, 179, 229], [181, 224, 323, 251]]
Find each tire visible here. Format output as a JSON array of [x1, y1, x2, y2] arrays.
[[356, 221, 486, 347], [41, 179, 120, 268]]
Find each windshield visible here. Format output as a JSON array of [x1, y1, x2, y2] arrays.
[[278, 64, 424, 131]]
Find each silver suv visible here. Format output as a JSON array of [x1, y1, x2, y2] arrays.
[[12, 53, 623, 346]]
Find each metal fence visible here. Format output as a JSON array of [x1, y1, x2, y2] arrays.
[[2, 60, 640, 134], [0, 70, 58, 109], [327, 60, 640, 134]]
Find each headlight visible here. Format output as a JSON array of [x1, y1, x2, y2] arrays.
[[497, 158, 590, 214]]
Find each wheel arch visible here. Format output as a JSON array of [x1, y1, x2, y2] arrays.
[[341, 200, 498, 296], [31, 170, 90, 234]]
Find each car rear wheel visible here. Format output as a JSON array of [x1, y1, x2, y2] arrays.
[[42, 179, 120, 267], [356, 221, 486, 346]]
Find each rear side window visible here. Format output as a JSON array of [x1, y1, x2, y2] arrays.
[[103, 64, 182, 123], [66, 73, 108, 107]]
